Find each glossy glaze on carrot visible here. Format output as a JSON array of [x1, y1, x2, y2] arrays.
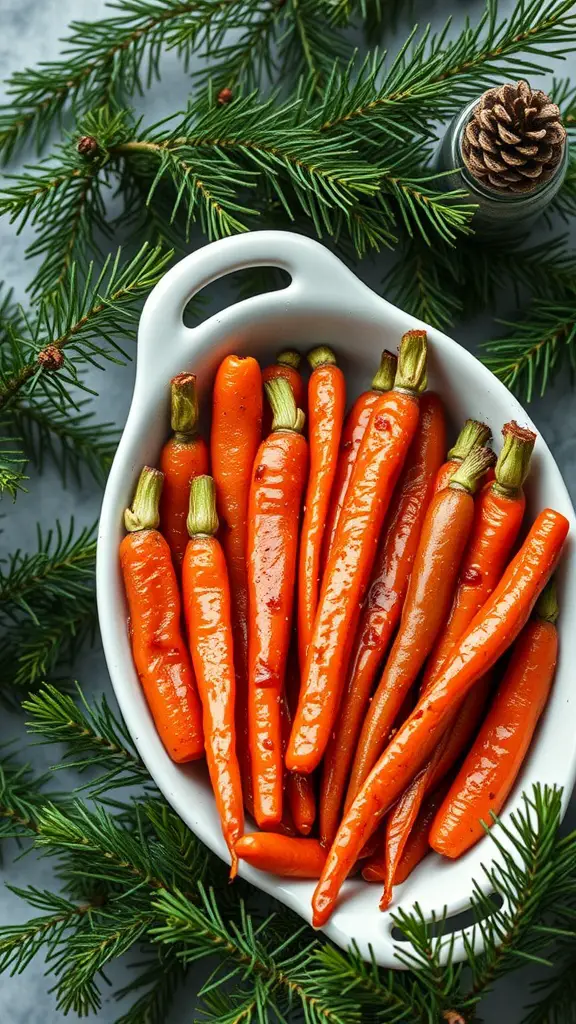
[[247, 379, 308, 827], [283, 648, 316, 836], [211, 354, 263, 812], [430, 579, 560, 859], [298, 347, 346, 670], [362, 779, 452, 884], [286, 331, 428, 775], [319, 391, 446, 847], [120, 466, 204, 763], [236, 832, 326, 877], [159, 373, 209, 570], [311, 508, 569, 926], [183, 475, 244, 876], [322, 351, 397, 568]]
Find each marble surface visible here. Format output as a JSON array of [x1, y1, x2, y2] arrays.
[[0, 0, 575, 1020]]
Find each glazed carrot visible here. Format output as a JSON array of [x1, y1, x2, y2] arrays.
[[236, 833, 326, 877], [377, 422, 537, 903], [430, 579, 560, 859], [159, 373, 209, 570], [319, 391, 446, 846], [182, 476, 244, 877], [287, 330, 428, 775], [362, 779, 452, 884], [345, 445, 495, 808], [283, 649, 316, 835], [312, 508, 569, 926], [211, 355, 263, 812], [248, 379, 308, 827], [433, 419, 491, 495], [120, 467, 204, 763], [322, 351, 397, 568], [262, 350, 306, 434], [298, 347, 346, 670]]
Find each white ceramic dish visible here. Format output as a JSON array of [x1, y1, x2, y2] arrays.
[[97, 230, 576, 968]]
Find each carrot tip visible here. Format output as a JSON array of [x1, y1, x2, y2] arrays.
[[379, 887, 393, 911]]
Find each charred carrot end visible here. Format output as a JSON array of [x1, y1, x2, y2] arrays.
[[493, 421, 537, 497], [449, 446, 496, 492], [277, 349, 301, 369], [187, 474, 219, 537], [170, 372, 200, 440], [125, 467, 163, 532], [265, 377, 306, 433], [448, 419, 492, 462], [394, 330, 428, 393], [372, 350, 398, 392]]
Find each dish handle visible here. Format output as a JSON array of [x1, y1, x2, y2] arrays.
[[135, 230, 379, 381]]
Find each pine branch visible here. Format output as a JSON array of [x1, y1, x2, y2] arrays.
[[0, 243, 172, 412], [0, 752, 49, 842], [114, 947, 188, 1024], [525, 954, 576, 1023], [0, 436, 28, 498], [0, 888, 105, 976]]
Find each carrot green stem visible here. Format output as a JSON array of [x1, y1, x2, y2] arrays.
[[265, 377, 305, 433], [187, 475, 219, 537], [449, 446, 496, 494], [371, 350, 397, 393], [277, 350, 301, 369], [170, 372, 199, 442], [535, 576, 559, 624], [308, 346, 337, 369], [493, 421, 537, 498], [124, 466, 163, 533], [394, 330, 427, 394], [448, 419, 492, 462]]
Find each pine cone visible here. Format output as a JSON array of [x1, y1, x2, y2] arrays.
[[38, 346, 64, 372], [462, 81, 566, 194]]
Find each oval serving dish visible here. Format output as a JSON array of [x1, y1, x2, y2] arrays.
[[97, 230, 576, 968]]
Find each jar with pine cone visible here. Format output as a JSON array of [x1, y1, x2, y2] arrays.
[[436, 81, 567, 238]]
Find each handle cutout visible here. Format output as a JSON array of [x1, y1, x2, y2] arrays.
[[391, 892, 503, 942], [183, 266, 291, 327]]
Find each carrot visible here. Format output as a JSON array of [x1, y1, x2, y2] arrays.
[[362, 779, 452, 884], [311, 508, 569, 926], [377, 421, 536, 905], [430, 578, 560, 859], [262, 350, 306, 435], [236, 833, 326, 877], [120, 467, 204, 764], [319, 391, 446, 846], [298, 347, 346, 670], [211, 355, 263, 812], [159, 373, 209, 570], [433, 419, 491, 495], [286, 330, 428, 776], [248, 378, 308, 827], [182, 476, 244, 876], [345, 445, 495, 809], [283, 649, 316, 835], [322, 351, 397, 568]]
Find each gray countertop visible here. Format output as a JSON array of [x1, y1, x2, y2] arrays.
[[0, 1, 575, 1020]]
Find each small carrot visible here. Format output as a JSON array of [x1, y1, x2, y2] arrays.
[[159, 373, 209, 570], [262, 350, 306, 434], [182, 476, 244, 877], [322, 351, 397, 568], [120, 467, 204, 763], [236, 833, 326, 878], [319, 391, 446, 846], [378, 421, 536, 904], [282, 649, 316, 836], [362, 779, 452, 884], [346, 445, 495, 808], [248, 378, 308, 827], [298, 346, 346, 670], [430, 579, 560, 859], [287, 330, 428, 775], [312, 508, 568, 926], [433, 419, 491, 494], [211, 355, 263, 812]]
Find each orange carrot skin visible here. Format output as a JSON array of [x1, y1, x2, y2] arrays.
[[311, 508, 568, 926], [159, 436, 209, 569], [346, 481, 476, 806], [427, 675, 493, 790], [430, 617, 558, 858], [319, 394, 446, 846], [211, 355, 263, 811], [422, 484, 526, 694], [120, 529, 204, 763], [433, 459, 460, 494], [282, 653, 316, 836], [248, 431, 308, 827], [298, 360, 346, 669], [322, 391, 380, 567], [262, 362, 306, 434], [287, 391, 421, 775], [363, 780, 452, 884], [183, 533, 244, 875], [236, 832, 326, 877]]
